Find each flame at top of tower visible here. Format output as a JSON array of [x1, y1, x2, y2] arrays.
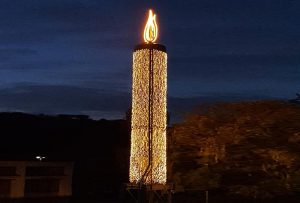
[[143, 9, 158, 43]]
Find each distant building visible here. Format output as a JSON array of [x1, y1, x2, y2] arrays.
[[0, 161, 73, 199]]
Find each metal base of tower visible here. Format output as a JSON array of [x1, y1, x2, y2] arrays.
[[126, 183, 173, 203]]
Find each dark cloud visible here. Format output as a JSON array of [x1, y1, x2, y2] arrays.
[[169, 54, 300, 78], [0, 48, 37, 61], [168, 91, 276, 123], [0, 84, 130, 116], [0, 0, 299, 119], [0, 84, 277, 122]]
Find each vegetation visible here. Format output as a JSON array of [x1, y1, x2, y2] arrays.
[[171, 101, 300, 200], [0, 112, 130, 200], [2, 100, 300, 202]]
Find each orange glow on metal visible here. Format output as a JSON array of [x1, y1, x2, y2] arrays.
[[143, 10, 158, 43]]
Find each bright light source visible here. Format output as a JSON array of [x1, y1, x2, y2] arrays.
[[129, 48, 167, 184], [35, 156, 45, 161], [144, 10, 158, 43]]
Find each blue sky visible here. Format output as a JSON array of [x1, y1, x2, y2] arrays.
[[0, 0, 299, 121]]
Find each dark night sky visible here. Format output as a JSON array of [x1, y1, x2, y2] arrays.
[[0, 0, 299, 121]]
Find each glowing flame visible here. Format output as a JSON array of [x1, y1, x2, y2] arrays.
[[143, 10, 158, 43]]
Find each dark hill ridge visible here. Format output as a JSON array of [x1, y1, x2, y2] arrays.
[[0, 112, 129, 160]]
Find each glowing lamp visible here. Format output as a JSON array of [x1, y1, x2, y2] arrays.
[[144, 9, 158, 43], [129, 9, 167, 185]]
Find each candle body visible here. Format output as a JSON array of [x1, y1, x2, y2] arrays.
[[129, 44, 167, 184]]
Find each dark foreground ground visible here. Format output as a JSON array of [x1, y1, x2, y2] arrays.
[[1, 194, 300, 203], [0, 198, 109, 203]]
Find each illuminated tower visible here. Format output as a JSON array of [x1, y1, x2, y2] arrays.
[[129, 10, 167, 185]]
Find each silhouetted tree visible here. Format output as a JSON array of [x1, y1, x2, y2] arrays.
[[171, 101, 300, 200]]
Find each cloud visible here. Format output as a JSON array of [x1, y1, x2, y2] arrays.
[[0, 83, 282, 122], [0, 48, 38, 61], [0, 0, 299, 116], [168, 54, 300, 83], [0, 84, 130, 114]]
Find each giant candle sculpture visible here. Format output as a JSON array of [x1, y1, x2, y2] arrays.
[[129, 9, 167, 185]]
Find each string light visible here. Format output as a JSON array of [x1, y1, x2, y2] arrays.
[[129, 48, 167, 184]]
